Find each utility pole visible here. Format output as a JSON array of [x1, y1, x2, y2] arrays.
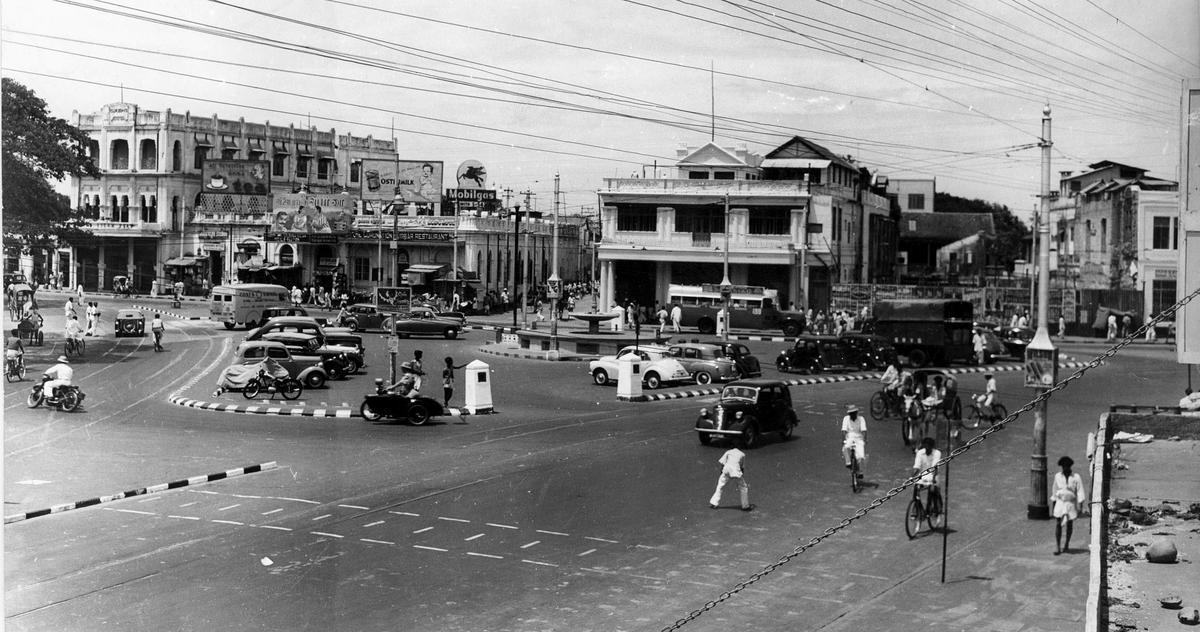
[[720, 193, 732, 342], [1027, 105, 1057, 521], [510, 204, 521, 327], [548, 173, 561, 351]]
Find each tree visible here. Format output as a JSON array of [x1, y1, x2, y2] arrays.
[[2, 78, 98, 253], [934, 191, 1029, 273]]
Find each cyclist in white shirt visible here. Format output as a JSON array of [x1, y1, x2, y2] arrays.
[[841, 404, 867, 476], [982, 372, 998, 414], [912, 437, 941, 489], [64, 314, 84, 347]]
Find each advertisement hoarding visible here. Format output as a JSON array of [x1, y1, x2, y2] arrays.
[[374, 286, 412, 312], [264, 192, 356, 242], [360, 159, 444, 205], [201, 159, 270, 195]]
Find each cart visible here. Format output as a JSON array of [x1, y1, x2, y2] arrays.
[[7, 283, 34, 321], [115, 309, 146, 337], [112, 275, 136, 298], [16, 310, 44, 346]]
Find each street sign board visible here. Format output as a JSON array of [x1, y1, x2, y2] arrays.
[[374, 286, 411, 312], [1024, 346, 1059, 389], [386, 335, 400, 354]]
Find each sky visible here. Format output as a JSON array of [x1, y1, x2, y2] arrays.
[[3, 0, 1198, 226]]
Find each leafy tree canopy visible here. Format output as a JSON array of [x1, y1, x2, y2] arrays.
[[2, 78, 98, 251], [934, 191, 1029, 272]]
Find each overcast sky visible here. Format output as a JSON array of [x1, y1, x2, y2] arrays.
[[3, 0, 1198, 224]]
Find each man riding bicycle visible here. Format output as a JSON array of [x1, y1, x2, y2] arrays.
[[6, 328, 25, 372], [64, 314, 85, 351], [42, 355, 74, 400], [912, 436, 942, 492], [973, 372, 999, 420], [841, 404, 867, 478]]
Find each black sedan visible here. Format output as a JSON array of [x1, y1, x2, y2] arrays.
[[695, 379, 798, 448], [1000, 327, 1035, 358], [838, 333, 899, 370]]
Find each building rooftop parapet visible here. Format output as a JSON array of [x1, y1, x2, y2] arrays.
[[601, 178, 811, 197]]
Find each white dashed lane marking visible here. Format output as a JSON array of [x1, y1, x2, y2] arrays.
[[413, 526, 434, 534], [578, 549, 597, 557], [363, 520, 385, 528], [217, 504, 240, 512], [259, 525, 291, 531], [312, 514, 332, 521], [414, 545, 447, 552], [212, 519, 243, 526], [520, 541, 540, 549], [167, 515, 200, 521], [390, 511, 420, 517], [467, 552, 503, 559], [438, 516, 470, 523], [338, 504, 369, 510], [536, 529, 568, 537], [522, 560, 558, 567], [262, 508, 283, 515], [361, 538, 394, 545], [465, 533, 486, 541], [312, 531, 344, 539], [585, 536, 618, 543], [486, 522, 518, 530]]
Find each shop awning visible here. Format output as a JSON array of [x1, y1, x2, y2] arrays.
[[272, 141, 290, 154], [221, 136, 239, 150], [296, 144, 314, 157], [314, 148, 333, 159], [193, 133, 214, 147], [237, 255, 266, 270], [248, 138, 265, 151], [405, 264, 445, 274], [165, 256, 208, 266], [760, 158, 831, 169]]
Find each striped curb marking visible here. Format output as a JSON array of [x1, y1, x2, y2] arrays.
[[4, 462, 278, 524], [128, 304, 205, 320], [168, 395, 481, 419], [639, 360, 1090, 403], [476, 346, 594, 362]]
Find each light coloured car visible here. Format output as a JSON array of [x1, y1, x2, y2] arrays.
[[588, 344, 691, 389], [667, 343, 739, 385]]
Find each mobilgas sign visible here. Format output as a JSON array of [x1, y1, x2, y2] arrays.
[[446, 189, 497, 202]]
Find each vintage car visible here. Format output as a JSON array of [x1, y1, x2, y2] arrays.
[[838, 333, 899, 370], [666, 342, 739, 385], [336, 303, 397, 331], [695, 379, 799, 448], [413, 304, 467, 326], [1000, 327, 1035, 358], [233, 340, 329, 389], [260, 306, 327, 326], [588, 344, 691, 389], [115, 309, 145, 337], [391, 309, 463, 339], [245, 317, 364, 373], [700, 340, 763, 378], [257, 332, 352, 380], [776, 335, 858, 374]]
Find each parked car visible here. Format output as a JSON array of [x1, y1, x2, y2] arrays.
[[391, 309, 463, 339], [695, 379, 798, 448], [245, 317, 364, 373], [414, 304, 467, 325], [775, 335, 857, 374], [257, 332, 351, 380], [838, 333, 899, 370], [234, 341, 329, 389], [1000, 327, 1035, 358], [700, 340, 763, 378], [588, 344, 691, 389], [260, 306, 326, 325], [667, 342, 739, 385]]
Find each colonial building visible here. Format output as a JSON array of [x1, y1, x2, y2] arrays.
[[596, 137, 894, 312], [65, 102, 581, 299]]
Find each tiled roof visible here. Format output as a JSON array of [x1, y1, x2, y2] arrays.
[[900, 212, 995, 242]]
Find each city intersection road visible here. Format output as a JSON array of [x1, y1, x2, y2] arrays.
[[4, 314, 1187, 631]]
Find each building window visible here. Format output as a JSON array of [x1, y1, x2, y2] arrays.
[[194, 146, 209, 170], [353, 256, 371, 281], [172, 141, 181, 171], [140, 195, 157, 223], [748, 208, 789, 235], [222, 147, 238, 160], [713, 171, 735, 180], [272, 153, 286, 178], [110, 139, 129, 170], [139, 139, 156, 170], [687, 171, 710, 180], [317, 159, 330, 180], [833, 207, 843, 241], [296, 156, 309, 179], [350, 161, 361, 183], [1174, 217, 1180, 249], [1100, 218, 1107, 251], [248, 150, 265, 163], [116, 195, 130, 223], [278, 244, 294, 266], [674, 207, 724, 234], [616, 205, 657, 232], [1151, 279, 1177, 317], [1152, 216, 1173, 249], [907, 194, 925, 210]]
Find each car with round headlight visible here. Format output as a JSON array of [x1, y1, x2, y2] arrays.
[[666, 342, 739, 385], [588, 344, 690, 389], [695, 379, 798, 448]]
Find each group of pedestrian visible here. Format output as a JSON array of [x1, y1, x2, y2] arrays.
[[805, 308, 860, 335]]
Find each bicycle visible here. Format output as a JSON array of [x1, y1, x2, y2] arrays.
[[963, 394, 1008, 430], [905, 483, 944, 538], [64, 336, 85, 357], [844, 441, 864, 493], [868, 388, 902, 420], [6, 355, 26, 382]]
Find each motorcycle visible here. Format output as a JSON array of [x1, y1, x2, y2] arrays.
[[27, 376, 85, 412], [242, 368, 303, 400], [360, 379, 446, 426]]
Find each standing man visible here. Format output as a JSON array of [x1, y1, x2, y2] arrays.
[[1106, 313, 1117, 341], [410, 349, 425, 392], [670, 302, 682, 333], [1058, 315, 1067, 340], [441, 356, 469, 408], [972, 327, 986, 365], [708, 440, 752, 511], [656, 304, 669, 336], [150, 313, 165, 352]]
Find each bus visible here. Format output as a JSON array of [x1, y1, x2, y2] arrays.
[[869, 298, 974, 367], [210, 283, 291, 329], [667, 284, 807, 336]]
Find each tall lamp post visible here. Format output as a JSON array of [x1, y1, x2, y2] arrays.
[[1026, 105, 1058, 521], [720, 194, 732, 342], [547, 173, 561, 350]]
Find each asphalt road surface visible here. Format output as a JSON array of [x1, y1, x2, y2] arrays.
[[4, 300, 1190, 631]]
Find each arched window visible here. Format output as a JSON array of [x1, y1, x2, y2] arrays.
[[172, 141, 182, 171], [110, 139, 129, 170], [110, 195, 119, 221], [119, 195, 130, 223], [277, 244, 294, 266], [140, 139, 157, 170], [141, 195, 157, 223]]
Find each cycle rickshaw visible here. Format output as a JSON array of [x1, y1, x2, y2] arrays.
[[112, 275, 136, 298], [7, 283, 34, 321]]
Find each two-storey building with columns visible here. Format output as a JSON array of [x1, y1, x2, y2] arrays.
[[596, 138, 894, 313]]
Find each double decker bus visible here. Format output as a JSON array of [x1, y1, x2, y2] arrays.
[[667, 284, 806, 336]]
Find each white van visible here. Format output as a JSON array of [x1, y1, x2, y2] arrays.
[[210, 283, 290, 329]]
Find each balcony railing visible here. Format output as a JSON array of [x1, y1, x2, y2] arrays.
[[85, 219, 165, 235]]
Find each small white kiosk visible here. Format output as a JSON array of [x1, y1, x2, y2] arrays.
[[463, 359, 493, 414], [616, 353, 646, 402]]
